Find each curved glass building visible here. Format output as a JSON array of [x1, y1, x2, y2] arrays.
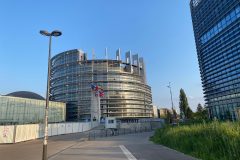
[[50, 49, 152, 121]]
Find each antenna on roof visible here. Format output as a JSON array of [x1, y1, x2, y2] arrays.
[[105, 47, 108, 59], [92, 49, 95, 60]]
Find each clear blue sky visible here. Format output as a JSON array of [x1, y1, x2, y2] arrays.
[[0, 0, 204, 111]]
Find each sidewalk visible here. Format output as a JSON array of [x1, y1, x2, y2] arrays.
[[49, 132, 197, 160], [0, 129, 197, 160]]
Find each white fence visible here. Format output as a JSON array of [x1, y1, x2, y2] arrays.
[[0, 122, 98, 144]]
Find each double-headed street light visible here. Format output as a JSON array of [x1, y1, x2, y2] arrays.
[[40, 30, 62, 160]]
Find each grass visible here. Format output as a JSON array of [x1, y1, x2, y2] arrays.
[[150, 121, 240, 160]]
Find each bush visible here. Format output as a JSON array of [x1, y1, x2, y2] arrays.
[[150, 121, 240, 160]]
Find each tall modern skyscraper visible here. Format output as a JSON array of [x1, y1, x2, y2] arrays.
[[190, 0, 240, 120]]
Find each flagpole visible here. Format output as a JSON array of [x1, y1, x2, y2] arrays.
[[105, 48, 109, 117], [92, 49, 95, 82], [91, 49, 95, 127]]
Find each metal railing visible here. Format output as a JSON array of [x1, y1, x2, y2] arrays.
[[87, 126, 153, 141]]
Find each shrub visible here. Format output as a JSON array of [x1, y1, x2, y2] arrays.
[[150, 121, 240, 160]]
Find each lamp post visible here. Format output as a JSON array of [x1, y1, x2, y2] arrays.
[[167, 82, 174, 112], [40, 30, 62, 160], [167, 82, 175, 121]]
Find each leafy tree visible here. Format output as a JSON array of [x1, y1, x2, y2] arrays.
[[186, 107, 193, 119], [194, 104, 209, 120], [173, 109, 177, 119], [179, 89, 189, 119], [197, 103, 203, 112], [201, 109, 208, 120], [166, 110, 172, 124]]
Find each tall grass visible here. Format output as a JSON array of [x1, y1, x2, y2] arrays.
[[150, 121, 240, 160]]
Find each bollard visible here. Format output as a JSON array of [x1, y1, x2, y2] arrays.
[[88, 132, 90, 141], [124, 128, 125, 135], [94, 131, 96, 140], [111, 129, 113, 136], [105, 130, 108, 137]]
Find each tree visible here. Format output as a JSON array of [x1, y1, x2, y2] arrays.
[[179, 89, 189, 119], [166, 110, 172, 124], [197, 103, 203, 112], [194, 103, 208, 120], [173, 109, 177, 119], [186, 107, 193, 119]]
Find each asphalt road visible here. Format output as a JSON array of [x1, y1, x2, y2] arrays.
[[0, 131, 197, 160]]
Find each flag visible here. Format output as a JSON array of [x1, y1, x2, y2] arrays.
[[99, 91, 104, 97], [90, 83, 104, 97], [91, 84, 96, 90], [95, 85, 99, 91]]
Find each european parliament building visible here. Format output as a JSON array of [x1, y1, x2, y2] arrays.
[[190, 0, 240, 120], [50, 49, 153, 121]]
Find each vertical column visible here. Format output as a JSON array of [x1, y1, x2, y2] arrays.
[[91, 49, 95, 125], [132, 54, 140, 75], [116, 48, 121, 60], [139, 57, 146, 83], [90, 91, 100, 125], [125, 51, 131, 64], [125, 51, 132, 73], [105, 48, 109, 118]]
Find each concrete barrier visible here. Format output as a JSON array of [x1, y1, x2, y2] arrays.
[[51, 123, 58, 136], [0, 120, 162, 144], [0, 125, 15, 143], [37, 124, 44, 139], [65, 123, 73, 134], [72, 123, 79, 133], [0, 122, 98, 144]]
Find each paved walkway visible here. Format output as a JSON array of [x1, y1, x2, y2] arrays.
[[0, 131, 197, 160]]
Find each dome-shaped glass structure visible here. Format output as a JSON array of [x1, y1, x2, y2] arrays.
[[6, 91, 45, 100]]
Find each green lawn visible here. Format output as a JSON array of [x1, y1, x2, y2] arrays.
[[150, 121, 240, 160]]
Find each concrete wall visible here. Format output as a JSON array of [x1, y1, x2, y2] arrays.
[[0, 122, 99, 144]]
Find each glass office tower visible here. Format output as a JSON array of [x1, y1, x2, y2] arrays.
[[50, 49, 152, 121], [190, 0, 240, 120]]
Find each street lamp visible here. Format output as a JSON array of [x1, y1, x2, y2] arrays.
[[167, 82, 175, 121], [167, 82, 174, 112], [40, 30, 62, 160]]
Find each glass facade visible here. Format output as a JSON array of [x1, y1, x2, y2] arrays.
[[50, 49, 153, 121], [0, 96, 66, 124], [190, 0, 240, 120]]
